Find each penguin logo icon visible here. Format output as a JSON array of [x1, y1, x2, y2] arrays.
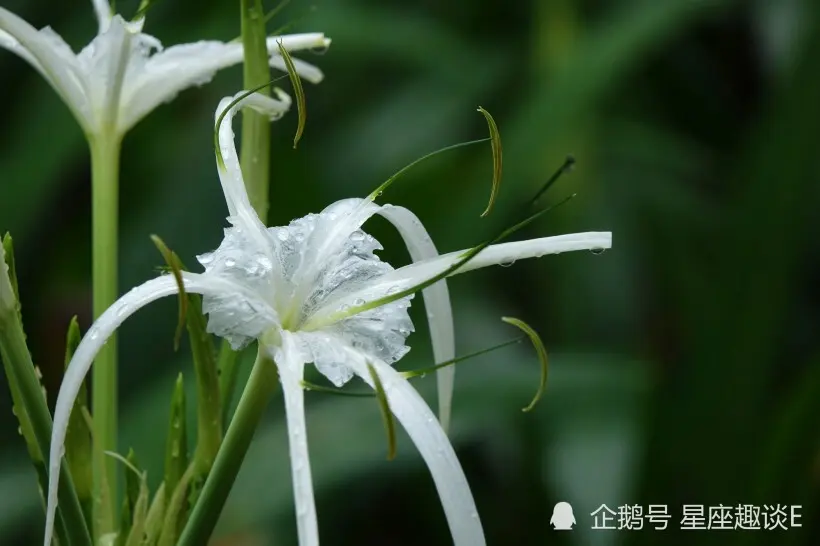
[[550, 502, 576, 530]]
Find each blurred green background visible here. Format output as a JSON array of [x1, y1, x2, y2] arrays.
[[1, 0, 819, 544]]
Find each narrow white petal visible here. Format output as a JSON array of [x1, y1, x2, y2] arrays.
[[0, 8, 90, 129], [119, 34, 328, 132], [44, 272, 250, 546], [264, 33, 330, 54], [215, 91, 291, 220], [268, 55, 325, 84], [91, 0, 113, 33], [344, 351, 485, 546], [307, 232, 612, 329], [269, 334, 320, 546], [377, 205, 456, 433]]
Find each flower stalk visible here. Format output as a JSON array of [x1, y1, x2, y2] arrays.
[[177, 348, 278, 546], [89, 132, 123, 538]]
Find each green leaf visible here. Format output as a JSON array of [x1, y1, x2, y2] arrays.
[[140, 483, 166, 546], [0, 234, 91, 546], [366, 362, 396, 461], [164, 375, 188, 507], [186, 294, 222, 479], [476, 106, 502, 217], [150, 235, 187, 351], [64, 316, 93, 525], [501, 317, 549, 412], [115, 449, 143, 545], [158, 465, 195, 546]]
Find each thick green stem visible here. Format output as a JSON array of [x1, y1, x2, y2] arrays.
[[240, 0, 273, 223], [0, 310, 92, 546], [89, 133, 122, 538], [177, 348, 278, 546]]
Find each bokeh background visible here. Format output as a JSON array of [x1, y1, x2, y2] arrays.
[[1, 0, 819, 544]]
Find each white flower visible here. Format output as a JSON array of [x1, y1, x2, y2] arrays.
[[0, 0, 329, 138], [44, 92, 612, 546]]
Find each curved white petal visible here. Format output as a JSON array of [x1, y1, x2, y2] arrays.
[[0, 8, 90, 129], [377, 205, 456, 433], [119, 33, 328, 132], [91, 0, 113, 33], [215, 91, 291, 220], [306, 232, 613, 330], [268, 333, 319, 546], [342, 349, 485, 545], [44, 272, 259, 546]]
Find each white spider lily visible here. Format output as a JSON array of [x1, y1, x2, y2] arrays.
[[0, 0, 329, 138], [44, 92, 612, 546]]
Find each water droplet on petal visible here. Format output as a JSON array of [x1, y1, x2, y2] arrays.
[[350, 230, 365, 241], [354, 298, 365, 306], [88, 327, 99, 340], [277, 229, 290, 241], [116, 304, 129, 317], [387, 285, 400, 295], [499, 260, 515, 267], [225, 258, 236, 268], [590, 247, 606, 255]]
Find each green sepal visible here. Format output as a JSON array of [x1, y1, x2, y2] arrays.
[[64, 316, 93, 521], [164, 374, 188, 506]]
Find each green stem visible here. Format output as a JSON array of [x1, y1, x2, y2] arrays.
[[0, 310, 92, 546], [240, 0, 273, 223], [89, 133, 122, 539], [177, 348, 278, 546]]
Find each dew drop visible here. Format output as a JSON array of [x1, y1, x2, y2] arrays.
[[116, 304, 129, 317], [88, 328, 99, 340], [350, 230, 365, 241], [225, 258, 236, 268], [590, 247, 606, 255], [499, 260, 515, 267], [354, 298, 365, 305], [277, 229, 290, 241], [387, 285, 400, 295]]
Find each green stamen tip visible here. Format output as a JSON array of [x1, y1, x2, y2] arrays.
[[150, 235, 188, 351], [501, 317, 548, 412], [476, 106, 502, 218], [367, 363, 397, 461]]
